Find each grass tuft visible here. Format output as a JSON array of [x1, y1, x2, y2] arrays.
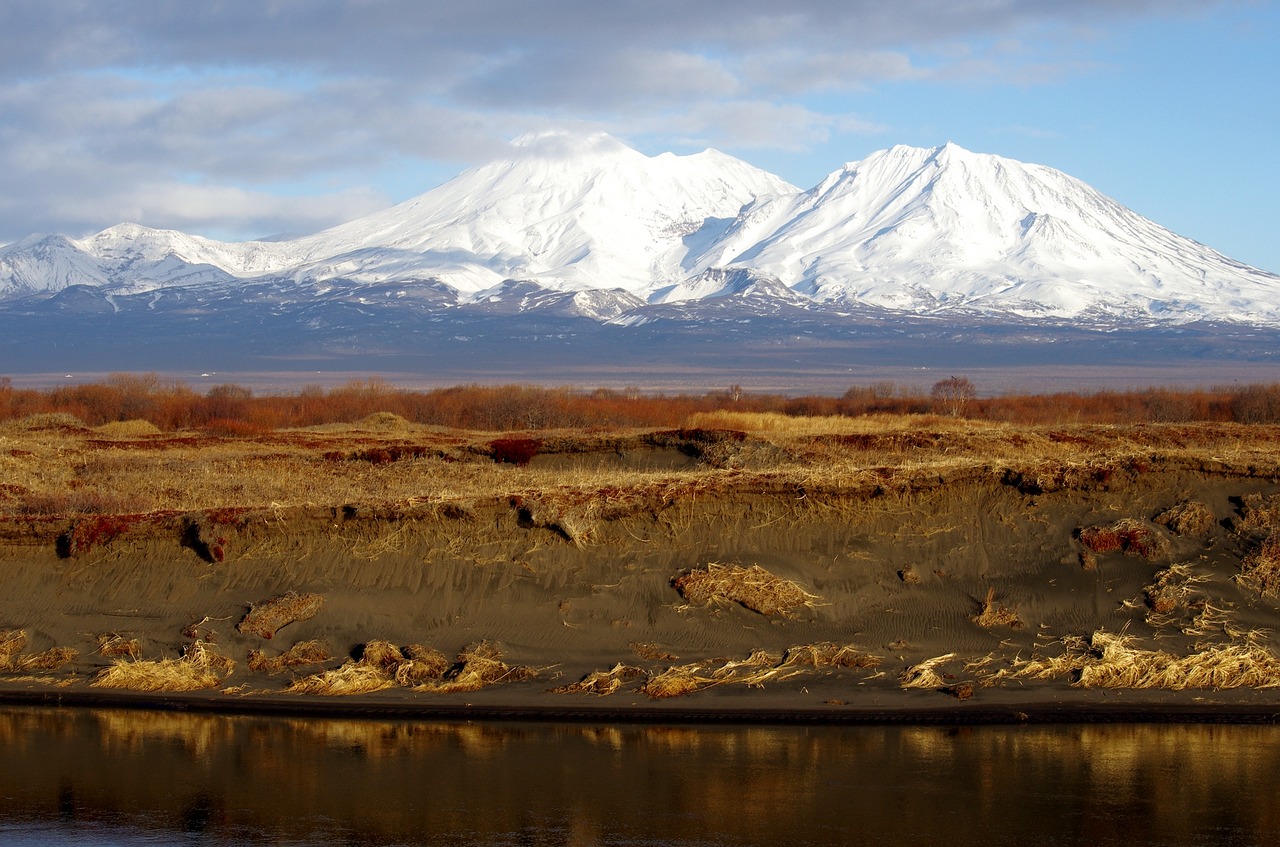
[[972, 587, 1023, 629], [673, 563, 819, 617], [237, 592, 324, 639], [93, 640, 233, 692], [247, 640, 331, 674]]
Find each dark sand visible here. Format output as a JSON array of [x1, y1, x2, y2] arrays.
[[3, 445, 1280, 723]]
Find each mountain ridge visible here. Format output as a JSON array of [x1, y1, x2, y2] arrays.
[[2, 132, 1278, 330]]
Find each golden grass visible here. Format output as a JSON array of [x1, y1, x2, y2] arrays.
[[11, 647, 78, 672], [551, 663, 645, 696], [780, 642, 881, 669], [94, 419, 162, 437], [415, 642, 536, 693], [685, 410, 991, 436], [993, 630, 1280, 690], [2, 417, 1278, 524], [97, 634, 143, 659], [899, 653, 958, 689], [237, 592, 324, 639], [673, 563, 819, 616], [394, 645, 452, 685], [1143, 563, 1210, 617], [0, 631, 78, 673], [1154, 500, 1216, 538], [247, 639, 331, 674], [0, 630, 27, 668], [93, 641, 234, 692], [971, 587, 1023, 629], [1238, 532, 1280, 598], [287, 662, 396, 696]]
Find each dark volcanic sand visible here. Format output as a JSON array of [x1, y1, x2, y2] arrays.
[[3, 455, 1280, 722]]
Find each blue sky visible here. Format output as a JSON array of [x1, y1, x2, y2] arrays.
[[2, 1, 1277, 271]]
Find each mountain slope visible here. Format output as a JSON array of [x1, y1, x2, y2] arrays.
[[690, 143, 1280, 323], [1, 137, 1277, 330]]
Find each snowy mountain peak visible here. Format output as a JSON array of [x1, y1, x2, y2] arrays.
[[1, 138, 1277, 328]]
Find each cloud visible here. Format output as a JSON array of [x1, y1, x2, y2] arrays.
[[0, 0, 1247, 240]]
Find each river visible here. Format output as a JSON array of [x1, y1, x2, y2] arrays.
[[0, 706, 1275, 845]]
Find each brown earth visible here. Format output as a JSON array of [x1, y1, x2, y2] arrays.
[[2, 412, 1280, 720]]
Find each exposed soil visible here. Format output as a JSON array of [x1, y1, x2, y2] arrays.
[[3, 421, 1280, 721]]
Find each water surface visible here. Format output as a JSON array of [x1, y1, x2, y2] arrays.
[[0, 707, 1274, 846]]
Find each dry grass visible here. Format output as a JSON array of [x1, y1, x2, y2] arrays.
[[0, 631, 78, 673], [237, 592, 324, 639], [1143, 563, 1210, 616], [1154, 501, 1216, 538], [97, 634, 143, 659], [93, 641, 234, 692], [287, 662, 397, 696], [630, 642, 677, 661], [993, 630, 1280, 690], [673, 563, 819, 616], [0, 630, 27, 668], [415, 642, 536, 693], [781, 642, 881, 669], [1077, 519, 1171, 561], [1238, 532, 1280, 599], [393, 645, 452, 686], [971, 587, 1023, 629], [899, 654, 958, 689], [94, 419, 162, 437], [551, 663, 645, 696], [9, 647, 78, 672], [247, 640, 331, 674]]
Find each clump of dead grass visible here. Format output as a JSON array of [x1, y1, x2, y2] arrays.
[[1238, 532, 1280, 599], [899, 653, 958, 690], [1077, 519, 1171, 561], [237, 591, 324, 639], [288, 662, 397, 696], [1235, 493, 1280, 537], [1154, 501, 1216, 539], [416, 642, 537, 693], [630, 642, 677, 661], [93, 641, 233, 692], [551, 663, 645, 696], [0, 630, 78, 673], [247, 640, 331, 674], [97, 634, 142, 659], [971, 587, 1023, 629], [673, 563, 819, 616], [287, 639, 457, 695], [781, 642, 881, 669], [992, 630, 1280, 690], [393, 644, 452, 685], [0, 630, 27, 667], [1143, 563, 1209, 616]]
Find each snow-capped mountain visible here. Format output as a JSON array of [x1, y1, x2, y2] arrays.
[[688, 142, 1280, 323], [1, 134, 1278, 331]]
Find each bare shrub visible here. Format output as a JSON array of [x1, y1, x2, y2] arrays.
[[673, 563, 819, 616], [237, 592, 324, 639]]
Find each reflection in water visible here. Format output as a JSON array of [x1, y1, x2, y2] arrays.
[[0, 706, 1275, 846]]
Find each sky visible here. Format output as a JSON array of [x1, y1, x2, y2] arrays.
[[2, 0, 1277, 272]]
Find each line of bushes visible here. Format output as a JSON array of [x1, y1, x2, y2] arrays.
[[2, 374, 1279, 431]]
